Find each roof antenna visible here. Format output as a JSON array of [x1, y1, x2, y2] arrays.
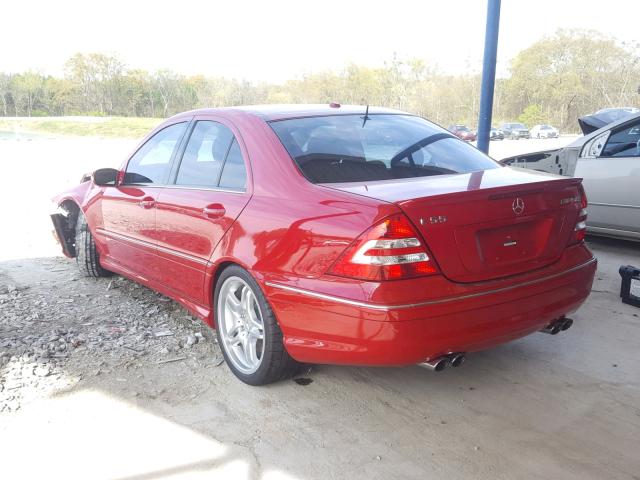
[[362, 104, 370, 127]]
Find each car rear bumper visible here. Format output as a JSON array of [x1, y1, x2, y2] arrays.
[[264, 245, 596, 365]]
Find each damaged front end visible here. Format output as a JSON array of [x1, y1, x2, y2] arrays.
[[50, 173, 92, 258], [50, 209, 76, 258]]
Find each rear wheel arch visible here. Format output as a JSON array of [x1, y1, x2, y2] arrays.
[[213, 263, 300, 385], [211, 261, 238, 309], [210, 260, 268, 324]]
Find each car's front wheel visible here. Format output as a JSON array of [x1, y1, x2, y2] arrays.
[[215, 266, 300, 385], [75, 212, 112, 278]]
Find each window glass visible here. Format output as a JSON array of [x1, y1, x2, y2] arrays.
[[176, 121, 234, 187], [218, 139, 247, 190], [125, 122, 186, 184], [270, 114, 498, 184], [601, 119, 640, 157]]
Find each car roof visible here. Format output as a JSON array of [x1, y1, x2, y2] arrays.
[[170, 104, 410, 122], [568, 110, 640, 148]]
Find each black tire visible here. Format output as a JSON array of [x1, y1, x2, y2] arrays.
[[214, 265, 300, 385], [75, 212, 111, 278]]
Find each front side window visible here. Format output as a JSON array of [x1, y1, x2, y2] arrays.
[[176, 121, 234, 187], [125, 122, 187, 184], [601, 119, 640, 158], [270, 114, 499, 184]]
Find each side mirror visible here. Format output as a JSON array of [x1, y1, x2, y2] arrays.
[[93, 168, 120, 186]]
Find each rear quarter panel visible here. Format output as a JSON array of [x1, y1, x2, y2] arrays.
[[202, 113, 399, 322]]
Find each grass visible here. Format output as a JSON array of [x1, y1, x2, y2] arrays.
[[0, 116, 163, 138]]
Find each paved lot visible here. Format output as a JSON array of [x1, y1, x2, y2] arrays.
[[0, 134, 638, 479]]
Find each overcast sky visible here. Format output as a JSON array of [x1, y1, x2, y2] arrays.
[[2, 0, 637, 82]]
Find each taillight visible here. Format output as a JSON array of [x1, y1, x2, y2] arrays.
[[573, 185, 588, 243], [328, 213, 439, 281]]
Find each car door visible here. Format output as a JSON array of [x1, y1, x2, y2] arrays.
[[575, 117, 640, 236], [98, 121, 189, 280], [154, 118, 252, 303]]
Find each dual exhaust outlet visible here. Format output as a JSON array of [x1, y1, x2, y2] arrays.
[[540, 316, 574, 335], [419, 317, 574, 372], [419, 352, 466, 372]]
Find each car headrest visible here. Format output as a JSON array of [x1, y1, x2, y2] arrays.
[[305, 130, 365, 159]]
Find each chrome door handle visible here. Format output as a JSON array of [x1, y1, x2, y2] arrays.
[[139, 198, 155, 209], [203, 204, 226, 218]]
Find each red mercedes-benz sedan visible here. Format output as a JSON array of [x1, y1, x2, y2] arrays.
[[51, 105, 596, 385]]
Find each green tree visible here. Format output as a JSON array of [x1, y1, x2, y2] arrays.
[[518, 104, 544, 127], [43, 77, 77, 115], [65, 53, 125, 115], [504, 29, 640, 131], [11, 72, 45, 116], [0, 73, 11, 116]]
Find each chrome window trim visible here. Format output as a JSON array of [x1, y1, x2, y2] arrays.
[[117, 183, 166, 188], [264, 257, 597, 311], [162, 184, 245, 194], [95, 228, 209, 266]]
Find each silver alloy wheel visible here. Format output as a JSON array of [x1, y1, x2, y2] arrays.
[[217, 276, 265, 374]]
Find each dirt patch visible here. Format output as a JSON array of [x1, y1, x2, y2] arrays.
[[0, 257, 222, 413]]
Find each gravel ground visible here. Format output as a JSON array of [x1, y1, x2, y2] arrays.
[[0, 257, 222, 414], [0, 134, 639, 479]]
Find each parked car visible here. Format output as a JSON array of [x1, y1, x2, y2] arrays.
[[578, 107, 640, 134], [530, 124, 559, 139], [490, 127, 504, 140], [51, 105, 596, 385], [501, 122, 530, 139], [502, 110, 640, 241], [447, 124, 477, 141]]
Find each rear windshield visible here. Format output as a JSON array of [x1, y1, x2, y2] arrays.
[[270, 114, 499, 184]]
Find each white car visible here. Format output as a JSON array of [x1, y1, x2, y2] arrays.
[[530, 124, 559, 139], [502, 111, 640, 241]]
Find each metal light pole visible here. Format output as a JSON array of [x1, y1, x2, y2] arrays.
[[477, 0, 501, 154]]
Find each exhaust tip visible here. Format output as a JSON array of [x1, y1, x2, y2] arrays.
[[432, 358, 450, 372], [561, 318, 573, 331], [419, 357, 451, 372], [450, 353, 466, 368], [541, 323, 561, 335]]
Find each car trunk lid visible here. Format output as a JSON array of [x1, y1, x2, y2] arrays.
[[324, 167, 583, 283]]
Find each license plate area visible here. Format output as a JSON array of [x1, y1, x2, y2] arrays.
[[476, 218, 552, 266], [454, 213, 563, 277]]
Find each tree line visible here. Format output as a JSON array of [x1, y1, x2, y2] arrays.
[[1, 29, 638, 132]]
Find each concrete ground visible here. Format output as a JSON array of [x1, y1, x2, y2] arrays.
[[0, 133, 639, 479]]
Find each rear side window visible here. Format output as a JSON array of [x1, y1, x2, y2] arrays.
[[601, 118, 640, 157], [270, 114, 498, 184], [218, 139, 247, 190], [125, 122, 187, 184], [176, 121, 234, 187]]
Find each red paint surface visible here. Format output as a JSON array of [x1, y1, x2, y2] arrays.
[[53, 106, 596, 365]]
